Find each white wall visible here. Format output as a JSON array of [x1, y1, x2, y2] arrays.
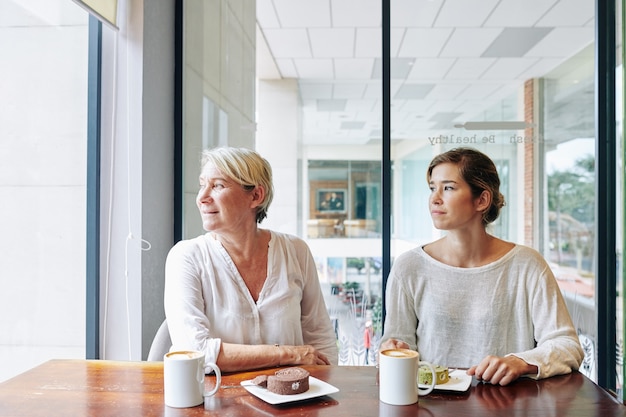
[[256, 79, 300, 235], [0, 0, 175, 379]]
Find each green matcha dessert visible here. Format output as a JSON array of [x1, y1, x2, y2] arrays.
[[419, 365, 449, 385]]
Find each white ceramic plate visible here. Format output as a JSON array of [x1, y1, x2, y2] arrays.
[[241, 376, 340, 405], [419, 369, 472, 392]]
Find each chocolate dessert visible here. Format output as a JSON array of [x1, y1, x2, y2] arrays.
[[252, 367, 310, 395], [251, 374, 268, 387]]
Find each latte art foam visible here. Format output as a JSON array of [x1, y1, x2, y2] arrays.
[[166, 350, 203, 360], [381, 349, 418, 358]]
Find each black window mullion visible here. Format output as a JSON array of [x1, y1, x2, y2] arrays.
[[86, 15, 102, 360], [595, 0, 617, 392]]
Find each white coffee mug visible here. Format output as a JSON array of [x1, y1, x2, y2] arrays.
[[378, 348, 436, 406], [163, 350, 221, 408]]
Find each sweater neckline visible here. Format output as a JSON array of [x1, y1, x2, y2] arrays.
[[417, 244, 519, 271]]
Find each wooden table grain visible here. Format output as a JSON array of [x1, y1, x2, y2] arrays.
[[0, 359, 623, 416]]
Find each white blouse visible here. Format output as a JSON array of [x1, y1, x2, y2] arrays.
[[164, 230, 338, 366]]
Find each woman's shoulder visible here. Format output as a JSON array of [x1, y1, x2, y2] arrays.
[[494, 244, 553, 276], [266, 231, 316, 274], [392, 246, 430, 269], [268, 230, 307, 247], [168, 234, 213, 257], [507, 244, 547, 262]]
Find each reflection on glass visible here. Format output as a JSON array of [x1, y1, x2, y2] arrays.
[[182, 0, 608, 374], [390, 0, 597, 380], [307, 160, 382, 239], [181, 2, 256, 240], [306, 160, 383, 365], [543, 47, 597, 381]]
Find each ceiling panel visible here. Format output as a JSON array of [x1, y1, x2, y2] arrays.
[[334, 59, 375, 79], [294, 58, 334, 78], [485, 0, 558, 27], [256, 0, 280, 28], [398, 28, 454, 57], [426, 84, 470, 100], [256, 26, 281, 79], [538, 0, 594, 26], [363, 82, 384, 99], [481, 27, 554, 58], [394, 84, 436, 100], [389, 28, 406, 56], [355, 28, 382, 57], [440, 28, 502, 57], [371, 58, 415, 79], [526, 27, 594, 57], [309, 28, 354, 57], [446, 58, 496, 79], [332, 0, 380, 26], [407, 58, 456, 80], [399, 100, 437, 113], [390, 0, 441, 27], [317, 99, 347, 112], [456, 84, 504, 100], [257, 0, 597, 145], [481, 58, 539, 80], [274, 58, 298, 77], [263, 28, 311, 58], [345, 98, 377, 112], [273, 0, 330, 28], [333, 83, 368, 99], [299, 83, 333, 99], [516, 57, 565, 79], [435, 0, 500, 27]]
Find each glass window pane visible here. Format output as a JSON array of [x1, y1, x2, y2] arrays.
[[543, 46, 596, 381], [390, 0, 597, 379], [0, 0, 88, 381], [306, 159, 383, 365], [181, 2, 256, 240], [194, 1, 612, 376]]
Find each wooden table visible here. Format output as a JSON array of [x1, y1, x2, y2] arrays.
[[0, 359, 624, 416]]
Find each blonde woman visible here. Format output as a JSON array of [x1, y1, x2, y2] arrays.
[[165, 147, 337, 372]]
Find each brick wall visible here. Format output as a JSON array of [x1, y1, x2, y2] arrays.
[[523, 79, 535, 247]]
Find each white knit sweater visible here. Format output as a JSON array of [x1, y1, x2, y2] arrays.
[[382, 245, 583, 379]]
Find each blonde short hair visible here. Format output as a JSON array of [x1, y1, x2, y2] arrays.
[[201, 147, 274, 223]]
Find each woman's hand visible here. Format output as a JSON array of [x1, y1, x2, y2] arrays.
[[467, 355, 538, 386], [379, 338, 410, 351], [280, 345, 330, 366], [377, 339, 410, 365]]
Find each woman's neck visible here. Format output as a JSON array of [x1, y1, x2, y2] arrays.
[[425, 232, 512, 268]]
